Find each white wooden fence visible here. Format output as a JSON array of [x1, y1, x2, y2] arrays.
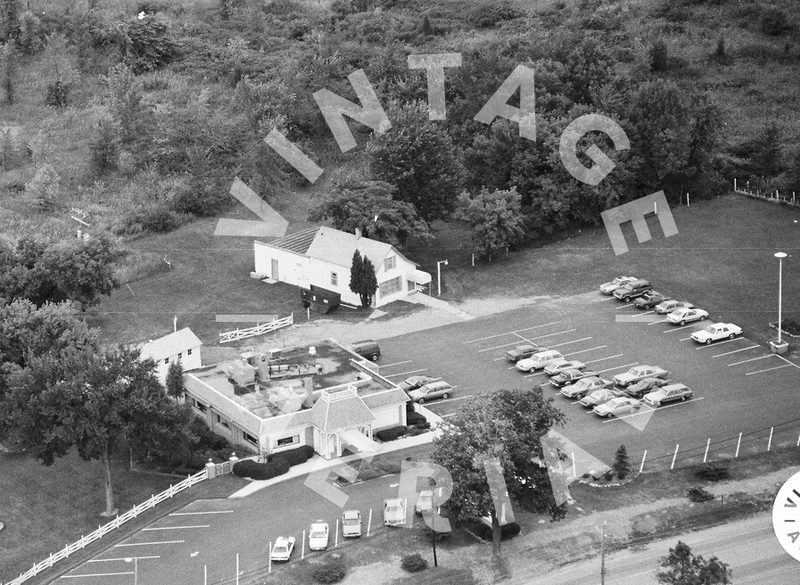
[[2, 469, 211, 585], [219, 314, 293, 344], [733, 178, 798, 207]]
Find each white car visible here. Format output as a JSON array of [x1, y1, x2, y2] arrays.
[[415, 490, 434, 514], [341, 510, 362, 538], [600, 276, 636, 294], [308, 521, 329, 551], [544, 359, 585, 376], [270, 536, 296, 561], [613, 365, 668, 388], [666, 307, 709, 326], [384, 498, 407, 526], [516, 350, 564, 372], [691, 323, 743, 344], [593, 397, 641, 417]]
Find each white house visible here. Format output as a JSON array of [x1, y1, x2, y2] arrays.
[[253, 226, 432, 308], [139, 327, 203, 383]]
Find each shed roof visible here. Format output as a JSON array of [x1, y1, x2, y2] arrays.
[[264, 226, 319, 255], [140, 328, 202, 361]]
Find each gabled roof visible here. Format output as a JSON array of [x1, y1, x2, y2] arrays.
[[258, 226, 416, 270], [311, 387, 376, 432], [140, 328, 202, 361], [362, 387, 409, 410]]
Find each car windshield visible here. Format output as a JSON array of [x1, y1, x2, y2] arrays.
[[344, 518, 359, 525], [274, 545, 287, 553], [387, 505, 401, 513], [703, 325, 715, 333], [310, 530, 326, 538]]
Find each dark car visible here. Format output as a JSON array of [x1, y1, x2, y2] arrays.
[[504, 344, 542, 362], [634, 290, 668, 309], [550, 368, 599, 388], [397, 375, 441, 393], [623, 377, 670, 399], [351, 340, 380, 361], [613, 279, 653, 302]]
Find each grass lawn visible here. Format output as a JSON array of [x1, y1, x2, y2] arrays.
[[0, 448, 248, 582]]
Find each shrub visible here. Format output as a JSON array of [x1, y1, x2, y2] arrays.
[[761, 8, 787, 36], [268, 444, 314, 466], [122, 17, 179, 74], [45, 80, 68, 107], [467, 1, 523, 28], [694, 465, 730, 482], [172, 183, 229, 216], [687, 487, 715, 503], [232, 458, 290, 480], [136, 1, 168, 14], [313, 561, 347, 584], [401, 553, 428, 573], [375, 425, 407, 442], [138, 206, 182, 233], [471, 519, 522, 541], [406, 411, 426, 426], [649, 40, 669, 71]]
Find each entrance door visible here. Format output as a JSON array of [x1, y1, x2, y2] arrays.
[[271, 259, 279, 280]]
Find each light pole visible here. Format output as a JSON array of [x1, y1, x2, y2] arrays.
[[775, 252, 788, 345], [436, 259, 448, 297], [124, 557, 138, 585]]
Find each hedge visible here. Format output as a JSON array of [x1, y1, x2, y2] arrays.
[[232, 458, 291, 480], [268, 444, 315, 466], [375, 426, 407, 442], [401, 553, 428, 573], [313, 561, 347, 584], [406, 411, 427, 426]]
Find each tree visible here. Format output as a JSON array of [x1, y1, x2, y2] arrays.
[[165, 360, 185, 399], [349, 250, 378, 308], [24, 161, 60, 211], [657, 541, 731, 584], [104, 63, 142, 144], [309, 178, 432, 248], [650, 40, 669, 72], [613, 444, 631, 479], [1, 343, 194, 516], [1, 0, 20, 44], [750, 121, 783, 177], [367, 100, 463, 222], [456, 187, 526, 260], [89, 121, 120, 175], [0, 41, 16, 104], [432, 388, 566, 557]]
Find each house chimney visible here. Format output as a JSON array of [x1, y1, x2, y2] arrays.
[[355, 227, 362, 239], [173, 315, 177, 333]]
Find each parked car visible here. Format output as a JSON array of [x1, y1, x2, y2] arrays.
[[504, 344, 542, 362], [415, 490, 434, 515], [578, 387, 623, 408], [550, 368, 599, 388], [690, 323, 743, 344], [308, 521, 329, 551], [516, 350, 564, 372], [600, 276, 637, 294], [408, 381, 453, 404], [643, 383, 694, 407], [560, 376, 613, 399], [613, 365, 668, 387], [623, 377, 670, 399], [384, 498, 407, 527], [351, 340, 380, 361], [397, 375, 441, 392], [593, 397, 641, 417], [341, 510, 362, 538], [270, 536, 296, 561], [613, 279, 653, 302], [634, 290, 668, 309], [654, 299, 694, 314], [544, 359, 586, 376], [667, 307, 709, 326]]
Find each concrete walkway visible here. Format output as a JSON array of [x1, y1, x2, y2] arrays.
[[405, 292, 475, 320]]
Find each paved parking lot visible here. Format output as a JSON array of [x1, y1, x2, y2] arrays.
[[379, 289, 800, 471]]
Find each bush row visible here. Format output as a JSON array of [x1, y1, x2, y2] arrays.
[[268, 444, 315, 466], [232, 458, 291, 480], [375, 425, 407, 442]]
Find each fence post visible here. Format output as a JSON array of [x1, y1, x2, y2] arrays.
[[767, 426, 774, 451], [670, 444, 679, 470], [735, 432, 742, 458], [734, 178, 737, 191], [639, 450, 647, 473], [703, 438, 710, 463], [571, 451, 576, 478]]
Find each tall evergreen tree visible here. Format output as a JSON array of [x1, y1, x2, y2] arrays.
[[165, 360, 185, 399], [613, 444, 631, 479]]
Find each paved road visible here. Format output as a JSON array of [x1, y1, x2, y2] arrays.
[[527, 513, 798, 584], [378, 290, 800, 472]]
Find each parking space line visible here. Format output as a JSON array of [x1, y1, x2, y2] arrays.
[[438, 394, 473, 403], [549, 336, 593, 349], [661, 324, 696, 332], [777, 355, 800, 369], [563, 345, 607, 357], [440, 413, 457, 418], [463, 321, 562, 343], [379, 360, 413, 368], [615, 304, 638, 310], [601, 397, 705, 423], [583, 354, 624, 365], [728, 354, 777, 366], [169, 511, 233, 516], [476, 329, 577, 353], [595, 362, 638, 374], [88, 556, 160, 562], [694, 338, 746, 350], [590, 297, 617, 303], [745, 364, 793, 376], [679, 337, 692, 342], [712, 345, 760, 358], [384, 368, 427, 378], [60, 572, 135, 579], [142, 525, 210, 531], [114, 540, 185, 547], [524, 371, 547, 379], [646, 319, 670, 326]]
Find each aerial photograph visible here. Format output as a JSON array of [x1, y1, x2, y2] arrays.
[[1, 0, 799, 584]]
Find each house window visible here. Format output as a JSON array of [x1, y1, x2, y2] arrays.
[[379, 276, 403, 297], [243, 432, 258, 445], [192, 399, 207, 413], [215, 414, 230, 430], [331, 272, 338, 286], [277, 435, 300, 447], [384, 255, 396, 271], [178, 353, 182, 360], [164, 357, 170, 365], [187, 348, 192, 356]]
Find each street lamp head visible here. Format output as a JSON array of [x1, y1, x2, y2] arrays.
[[775, 252, 788, 259]]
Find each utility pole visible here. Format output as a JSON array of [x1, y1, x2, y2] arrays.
[[600, 521, 607, 585]]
